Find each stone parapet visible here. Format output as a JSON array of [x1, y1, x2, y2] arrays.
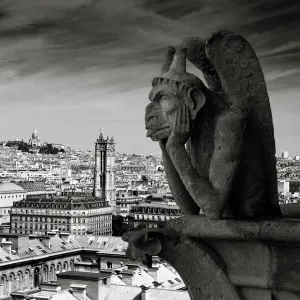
[[123, 217, 300, 300]]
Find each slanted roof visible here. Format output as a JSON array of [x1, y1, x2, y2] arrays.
[[104, 285, 141, 300], [57, 271, 109, 281], [147, 288, 190, 300], [0, 246, 20, 262], [69, 235, 127, 253], [0, 182, 25, 193], [16, 182, 46, 192]]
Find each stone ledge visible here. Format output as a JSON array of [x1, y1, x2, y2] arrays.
[[123, 216, 300, 299], [163, 216, 300, 244]]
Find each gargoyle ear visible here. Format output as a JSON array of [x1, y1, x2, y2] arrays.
[[189, 88, 206, 120]]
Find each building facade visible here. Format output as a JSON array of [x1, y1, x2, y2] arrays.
[[0, 232, 127, 298], [9, 131, 116, 236], [128, 201, 181, 229], [0, 181, 27, 226], [278, 179, 290, 195], [116, 192, 141, 222], [10, 197, 113, 236]]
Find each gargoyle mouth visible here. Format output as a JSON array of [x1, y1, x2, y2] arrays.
[[146, 126, 170, 137]]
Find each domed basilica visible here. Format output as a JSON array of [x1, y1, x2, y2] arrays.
[[28, 128, 41, 147]]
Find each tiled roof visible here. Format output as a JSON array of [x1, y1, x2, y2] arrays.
[[31, 290, 78, 300], [69, 235, 127, 253], [104, 285, 190, 300], [104, 285, 141, 300], [147, 288, 190, 300], [16, 182, 47, 192], [132, 269, 156, 287], [111, 274, 127, 286], [0, 235, 128, 265], [0, 182, 25, 193], [0, 246, 20, 262]]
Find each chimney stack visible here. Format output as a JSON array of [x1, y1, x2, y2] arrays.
[[70, 284, 87, 300], [59, 232, 70, 243], [40, 236, 51, 248], [40, 282, 62, 292], [47, 231, 57, 237], [141, 284, 151, 300], [0, 240, 12, 255]]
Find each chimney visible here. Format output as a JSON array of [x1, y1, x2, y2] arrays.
[[140, 285, 151, 300], [29, 234, 39, 240], [10, 291, 31, 300], [47, 231, 57, 237], [40, 282, 61, 292], [126, 263, 139, 271], [152, 256, 161, 265], [40, 236, 51, 248], [1, 240, 12, 255], [98, 276, 111, 300], [59, 232, 70, 243], [70, 284, 87, 300]]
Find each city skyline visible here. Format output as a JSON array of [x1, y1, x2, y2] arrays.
[[0, 0, 299, 155]]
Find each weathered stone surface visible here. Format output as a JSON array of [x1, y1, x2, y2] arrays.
[[124, 29, 297, 300], [123, 219, 300, 299], [145, 29, 281, 220]]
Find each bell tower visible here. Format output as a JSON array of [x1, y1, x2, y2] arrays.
[[93, 131, 116, 212], [105, 136, 116, 211]]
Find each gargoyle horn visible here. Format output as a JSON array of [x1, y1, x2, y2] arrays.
[[168, 46, 187, 75], [161, 46, 176, 74]]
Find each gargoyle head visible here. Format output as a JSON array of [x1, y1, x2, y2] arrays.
[[145, 46, 208, 141]]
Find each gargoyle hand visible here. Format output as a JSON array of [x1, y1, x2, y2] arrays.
[[166, 104, 191, 150], [122, 229, 162, 265]]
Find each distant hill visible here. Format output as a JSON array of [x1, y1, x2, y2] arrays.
[[5, 141, 64, 154], [39, 143, 65, 154]]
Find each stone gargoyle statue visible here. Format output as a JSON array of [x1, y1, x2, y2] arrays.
[[123, 30, 288, 300], [145, 29, 282, 220]]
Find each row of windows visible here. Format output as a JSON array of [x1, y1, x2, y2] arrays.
[[13, 215, 112, 223], [12, 224, 70, 231], [133, 208, 181, 215], [90, 222, 111, 229], [14, 202, 108, 209], [135, 215, 178, 221], [0, 194, 25, 199], [12, 209, 111, 216]]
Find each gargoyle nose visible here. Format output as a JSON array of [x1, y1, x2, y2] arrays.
[[146, 115, 156, 127]]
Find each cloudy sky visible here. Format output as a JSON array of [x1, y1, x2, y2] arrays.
[[0, 0, 299, 155]]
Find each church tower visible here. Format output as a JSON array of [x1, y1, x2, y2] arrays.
[[105, 136, 116, 211], [93, 131, 116, 212]]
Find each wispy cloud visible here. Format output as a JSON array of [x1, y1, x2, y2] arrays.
[[0, 0, 299, 154]]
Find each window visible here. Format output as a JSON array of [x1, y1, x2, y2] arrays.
[[5, 256, 11, 260], [41, 250, 47, 254]]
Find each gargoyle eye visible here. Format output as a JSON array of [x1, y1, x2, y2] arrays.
[[161, 95, 170, 101]]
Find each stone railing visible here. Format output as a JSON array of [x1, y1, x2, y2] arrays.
[[123, 215, 300, 300]]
